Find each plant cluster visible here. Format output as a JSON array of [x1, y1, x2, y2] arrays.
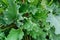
[[0, 0, 60, 40]]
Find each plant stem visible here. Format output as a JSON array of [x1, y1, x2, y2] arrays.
[[1, 24, 16, 32]]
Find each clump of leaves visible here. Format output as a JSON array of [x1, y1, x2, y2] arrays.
[[0, 0, 60, 40]]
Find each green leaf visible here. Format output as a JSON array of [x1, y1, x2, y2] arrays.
[[19, 4, 29, 13], [41, 0, 47, 8], [5, 28, 19, 40], [0, 8, 3, 13], [0, 16, 5, 25], [19, 29, 24, 40], [3, 0, 17, 25], [5, 28, 24, 40], [0, 32, 5, 40], [28, 0, 39, 5], [23, 19, 44, 39], [48, 29, 60, 40], [28, 0, 35, 3], [23, 19, 39, 31], [2, 0, 8, 5]]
